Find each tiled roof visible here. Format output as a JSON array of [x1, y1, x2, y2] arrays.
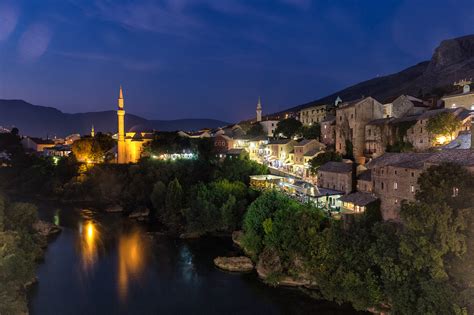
[[304, 148, 321, 157], [321, 115, 336, 123], [367, 118, 394, 126], [442, 132, 471, 149], [340, 192, 378, 206], [295, 139, 315, 146], [269, 139, 294, 145], [366, 150, 474, 170], [318, 161, 353, 173]]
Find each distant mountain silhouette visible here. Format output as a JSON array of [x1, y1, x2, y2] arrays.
[[0, 100, 230, 137], [280, 34, 474, 113]]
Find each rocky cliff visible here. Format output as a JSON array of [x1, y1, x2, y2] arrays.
[[283, 34, 474, 113]]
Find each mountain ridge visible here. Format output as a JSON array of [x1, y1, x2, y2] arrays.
[[278, 34, 474, 114], [0, 99, 230, 137]]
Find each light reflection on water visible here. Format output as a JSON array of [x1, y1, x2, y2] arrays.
[[78, 220, 102, 273], [118, 229, 148, 301]]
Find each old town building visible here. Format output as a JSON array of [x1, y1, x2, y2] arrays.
[[335, 97, 384, 162], [320, 115, 336, 146], [267, 139, 297, 167], [442, 80, 474, 110], [317, 161, 354, 194], [213, 134, 234, 154], [21, 137, 55, 152], [290, 139, 325, 178], [366, 150, 474, 221], [299, 104, 328, 126]]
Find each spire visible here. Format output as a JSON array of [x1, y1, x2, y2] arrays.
[[118, 86, 124, 109], [257, 96, 262, 109]]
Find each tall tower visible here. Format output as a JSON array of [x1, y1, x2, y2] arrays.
[[256, 96, 262, 122], [117, 86, 126, 164], [91, 125, 95, 137]]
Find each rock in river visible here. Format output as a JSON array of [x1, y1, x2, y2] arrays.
[[214, 256, 254, 272]]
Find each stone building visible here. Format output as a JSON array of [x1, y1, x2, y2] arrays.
[[320, 115, 336, 146], [267, 139, 297, 165], [260, 119, 279, 137], [442, 80, 474, 110], [366, 150, 474, 221], [401, 107, 471, 151], [21, 137, 55, 152], [335, 97, 384, 162], [357, 170, 373, 193], [299, 104, 328, 126], [317, 161, 354, 194], [213, 134, 234, 154], [364, 118, 395, 159], [382, 95, 429, 118], [290, 139, 326, 178]]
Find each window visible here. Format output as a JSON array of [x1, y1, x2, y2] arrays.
[[368, 129, 371, 136], [395, 199, 398, 204], [351, 114, 354, 119], [339, 116, 342, 121], [381, 182, 384, 190], [411, 172, 415, 177], [411, 185, 415, 193], [420, 127, 423, 133], [394, 182, 398, 190], [452, 187, 459, 197], [394, 170, 397, 175]]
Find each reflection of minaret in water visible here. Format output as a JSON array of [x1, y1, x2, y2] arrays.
[[256, 96, 262, 122], [117, 86, 126, 164]]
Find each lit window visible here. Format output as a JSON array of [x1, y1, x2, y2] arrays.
[[394, 182, 398, 190], [452, 187, 459, 197], [395, 199, 398, 204], [411, 185, 415, 193]]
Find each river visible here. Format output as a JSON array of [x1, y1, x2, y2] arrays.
[[28, 205, 363, 315]]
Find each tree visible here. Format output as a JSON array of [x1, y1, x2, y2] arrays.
[[4, 202, 37, 232], [71, 133, 115, 163], [150, 181, 166, 217], [247, 123, 265, 137], [416, 162, 474, 209], [163, 178, 183, 231], [274, 118, 302, 138], [309, 151, 342, 174], [426, 112, 462, 140], [300, 124, 321, 139]]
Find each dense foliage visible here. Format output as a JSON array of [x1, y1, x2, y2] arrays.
[[242, 163, 474, 314], [427, 112, 462, 139], [300, 124, 321, 140], [274, 118, 302, 138], [0, 194, 43, 314], [71, 133, 115, 163]]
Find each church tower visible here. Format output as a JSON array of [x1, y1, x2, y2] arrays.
[[117, 86, 126, 164], [256, 96, 262, 122]]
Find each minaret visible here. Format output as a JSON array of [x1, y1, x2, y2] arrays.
[[117, 86, 126, 164], [91, 125, 95, 137], [256, 96, 262, 122]]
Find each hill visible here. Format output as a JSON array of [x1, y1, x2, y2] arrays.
[[281, 34, 474, 113], [0, 100, 229, 137]]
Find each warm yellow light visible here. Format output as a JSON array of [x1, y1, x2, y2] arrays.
[[436, 135, 447, 144]]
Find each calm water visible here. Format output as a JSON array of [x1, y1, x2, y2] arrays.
[[28, 205, 362, 315]]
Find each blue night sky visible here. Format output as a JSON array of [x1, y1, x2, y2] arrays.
[[0, 0, 473, 122]]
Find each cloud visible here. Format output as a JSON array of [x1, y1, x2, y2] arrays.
[[18, 23, 52, 61], [91, 1, 203, 37], [0, 3, 19, 40], [55, 50, 160, 71]]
